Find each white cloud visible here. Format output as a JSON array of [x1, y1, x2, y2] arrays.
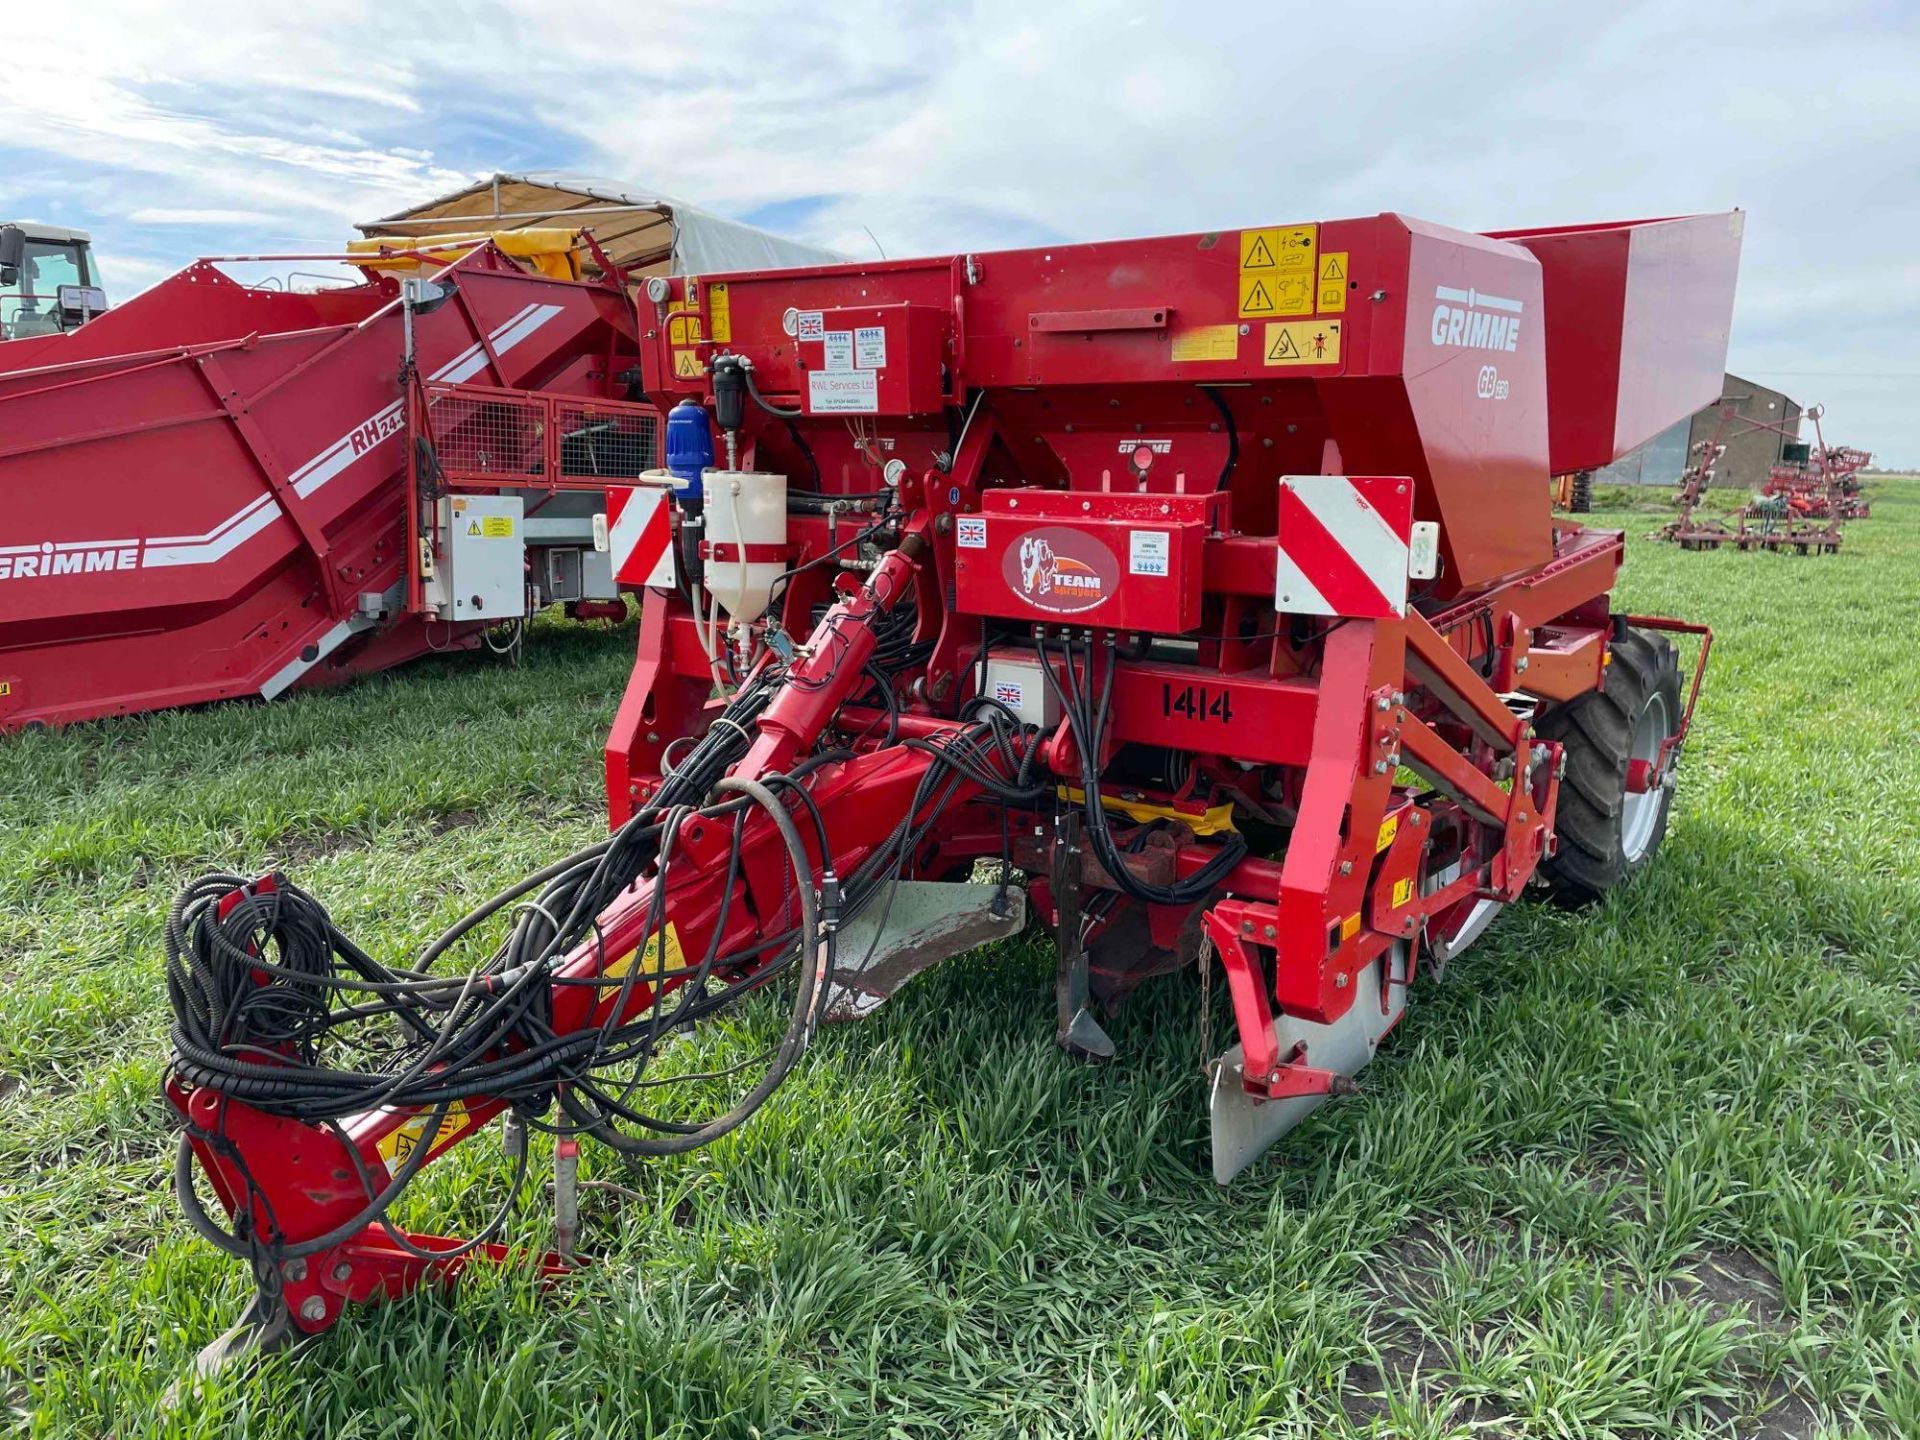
[[128, 208, 284, 226], [3, 0, 1916, 460]]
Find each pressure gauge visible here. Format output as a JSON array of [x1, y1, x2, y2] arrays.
[[882, 459, 908, 488], [645, 276, 672, 304]]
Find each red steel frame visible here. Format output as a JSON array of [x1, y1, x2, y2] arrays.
[[166, 209, 1735, 1347]]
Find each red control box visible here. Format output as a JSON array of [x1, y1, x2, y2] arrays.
[[952, 491, 1220, 634], [796, 302, 947, 417]]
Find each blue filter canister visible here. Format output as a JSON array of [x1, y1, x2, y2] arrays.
[[665, 399, 714, 504]]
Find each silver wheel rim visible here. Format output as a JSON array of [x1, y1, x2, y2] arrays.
[[1621, 690, 1672, 863]]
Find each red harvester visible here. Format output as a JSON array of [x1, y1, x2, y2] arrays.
[[161, 209, 1742, 1374]]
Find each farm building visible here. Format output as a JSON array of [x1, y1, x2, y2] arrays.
[[1594, 372, 1801, 489]]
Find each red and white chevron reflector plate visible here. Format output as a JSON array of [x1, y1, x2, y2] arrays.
[[605, 485, 675, 589], [1274, 476, 1414, 618]]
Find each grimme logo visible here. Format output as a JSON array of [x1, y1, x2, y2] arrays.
[[0, 542, 139, 581], [1005, 526, 1117, 614], [1431, 285, 1523, 353]]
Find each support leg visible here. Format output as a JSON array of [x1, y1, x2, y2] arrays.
[[1053, 812, 1114, 1060]]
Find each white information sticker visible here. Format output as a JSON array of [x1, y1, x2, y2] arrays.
[[1129, 529, 1171, 576], [823, 330, 854, 372], [808, 369, 879, 413], [855, 326, 888, 369], [956, 516, 987, 549], [795, 310, 825, 341]]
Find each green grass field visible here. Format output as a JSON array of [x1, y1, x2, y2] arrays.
[[4, 482, 1917, 1438]]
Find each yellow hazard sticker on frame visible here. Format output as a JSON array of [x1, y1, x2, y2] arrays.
[[377, 1100, 473, 1168], [1240, 226, 1316, 274], [1170, 323, 1240, 362], [604, 922, 688, 982], [673, 350, 702, 379], [1376, 815, 1399, 852], [668, 312, 703, 345], [707, 282, 732, 343], [1239, 225, 1316, 317], [480, 516, 514, 538], [1392, 877, 1413, 908], [1318, 252, 1349, 313], [1239, 271, 1314, 319], [1250, 274, 1310, 317], [1264, 319, 1341, 366]]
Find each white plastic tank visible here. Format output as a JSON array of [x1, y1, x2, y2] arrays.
[[703, 470, 787, 623]]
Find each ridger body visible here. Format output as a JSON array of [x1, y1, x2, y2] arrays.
[[164, 210, 1740, 1368]]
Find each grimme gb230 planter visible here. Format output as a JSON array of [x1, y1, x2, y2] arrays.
[[163, 209, 1741, 1371]]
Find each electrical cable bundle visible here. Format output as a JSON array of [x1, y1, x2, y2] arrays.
[[167, 664, 824, 1257], [1037, 633, 1247, 906], [167, 654, 1051, 1265]]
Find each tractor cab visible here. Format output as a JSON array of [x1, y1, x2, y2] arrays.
[[0, 223, 108, 340]]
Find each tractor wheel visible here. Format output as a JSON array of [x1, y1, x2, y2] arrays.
[[1569, 471, 1593, 514], [1535, 626, 1683, 905]]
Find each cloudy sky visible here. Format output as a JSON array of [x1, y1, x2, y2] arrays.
[[5, 0, 1916, 462]]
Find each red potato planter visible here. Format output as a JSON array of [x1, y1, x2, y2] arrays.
[[158, 209, 1738, 1376]]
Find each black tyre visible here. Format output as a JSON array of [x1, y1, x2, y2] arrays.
[[1535, 626, 1684, 905]]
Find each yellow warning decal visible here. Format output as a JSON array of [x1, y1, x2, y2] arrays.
[[377, 1100, 473, 1168], [481, 516, 514, 538], [0, 681, 10, 697], [673, 350, 703, 379], [1263, 319, 1341, 367], [466, 520, 481, 536], [1170, 323, 1240, 363], [1239, 226, 1316, 274], [1239, 271, 1314, 319], [708, 282, 732, 344], [1239, 225, 1316, 318], [1392, 877, 1414, 908], [1376, 815, 1399, 853], [604, 922, 688, 982], [1340, 913, 1361, 941], [667, 312, 703, 345], [1318, 252, 1349, 313]]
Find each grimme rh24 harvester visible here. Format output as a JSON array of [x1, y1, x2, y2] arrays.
[[164, 209, 1741, 1370]]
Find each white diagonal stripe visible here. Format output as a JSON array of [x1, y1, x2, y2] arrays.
[[1273, 546, 1335, 616]]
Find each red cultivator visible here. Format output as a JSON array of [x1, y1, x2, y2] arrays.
[[162, 209, 1740, 1377], [1765, 440, 1872, 521], [1660, 403, 1866, 554]]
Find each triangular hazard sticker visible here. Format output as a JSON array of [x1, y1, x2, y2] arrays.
[[1243, 280, 1274, 312], [1243, 236, 1276, 269], [1268, 329, 1302, 361], [1322, 256, 1345, 280], [467, 521, 482, 536]]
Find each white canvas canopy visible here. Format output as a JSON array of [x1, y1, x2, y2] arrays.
[[358, 172, 843, 278]]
